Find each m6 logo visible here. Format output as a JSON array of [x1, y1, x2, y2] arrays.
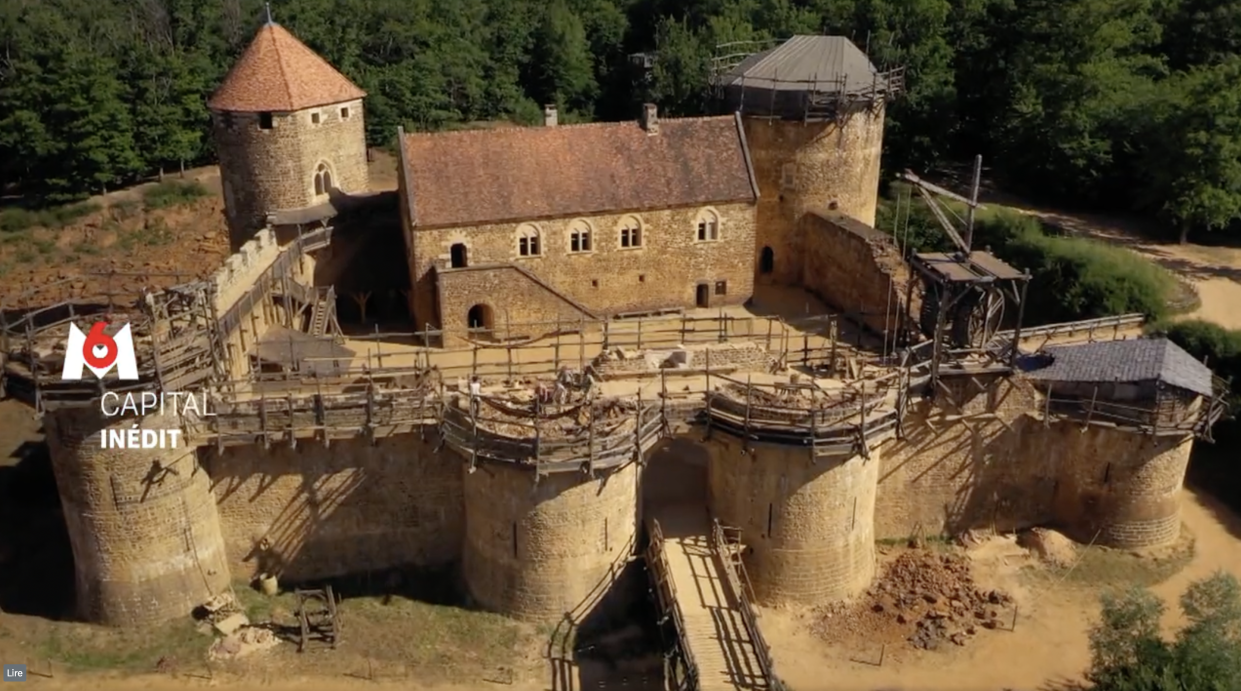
[[61, 322, 139, 381]]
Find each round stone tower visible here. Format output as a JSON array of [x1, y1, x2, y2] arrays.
[[713, 36, 899, 285], [208, 20, 370, 252], [44, 407, 231, 626], [462, 460, 639, 623], [1049, 426, 1194, 549], [707, 434, 878, 607]]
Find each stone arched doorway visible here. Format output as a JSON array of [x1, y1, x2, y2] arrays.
[[760, 246, 774, 274], [467, 303, 494, 339]]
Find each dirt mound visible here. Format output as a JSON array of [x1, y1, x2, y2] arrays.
[[813, 549, 1014, 651], [1017, 528, 1077, 568]]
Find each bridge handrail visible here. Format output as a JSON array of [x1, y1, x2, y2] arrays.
[[647, 519, 699, 690], [710, 519, 779, 690]]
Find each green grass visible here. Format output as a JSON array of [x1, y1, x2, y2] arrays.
[[1024, 532, 1195, 590], [0, 202, 100, 233], [141, 180, 210, 211], [35, 619, 207, 672]]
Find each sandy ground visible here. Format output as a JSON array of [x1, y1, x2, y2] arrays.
[[759, 488, 1241, 691]]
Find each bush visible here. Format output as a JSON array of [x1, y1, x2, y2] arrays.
[[1088, 572, 1241, 691], [0, 201, 101, 232], [971, 211, 1176, 325], [141, 180, 210, 211]]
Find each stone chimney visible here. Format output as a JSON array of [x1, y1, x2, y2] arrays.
[[641, 103, 659, 135], [543, 104, 558, 127]]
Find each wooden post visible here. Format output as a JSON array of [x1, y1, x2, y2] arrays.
[[637, 318, 643, 351], [579, 317, 586, 371], [830, 319, 839, 374], [705, 349, 712, 397], [660, 367, 668, 423], [588, 414, 596, 474], [554, 316, 561, 370], [506, 346, 513, 384], [374, 323, 384, 369], [603, 319, 610, 350], [635, 389, 644, 462], [744, 375, 752, 452], [765, 318, 773, 351], [471, 346, 478, 380]]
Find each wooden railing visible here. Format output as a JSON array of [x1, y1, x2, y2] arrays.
[[996, 313, 1145, 343], [710, 519, 780, 691], [438, 398, 667, 475], [1040, 378, 1232, 440], [646, 519, 698, 691]]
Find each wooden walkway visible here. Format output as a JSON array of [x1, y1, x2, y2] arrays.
[[649, 505, 770, 691]]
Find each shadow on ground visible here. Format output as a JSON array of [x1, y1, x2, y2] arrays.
[[0, 429, 75, 620]]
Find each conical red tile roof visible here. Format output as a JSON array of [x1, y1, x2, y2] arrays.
[[208, 22, 366, 112]]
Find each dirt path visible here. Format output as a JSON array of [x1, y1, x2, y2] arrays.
[[981, 194, 1241, 330]]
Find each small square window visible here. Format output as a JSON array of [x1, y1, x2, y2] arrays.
[[714, 281, 727, 296], [311, 111, 321, 125], [591, 279, 599, 288], [639, 274, 645, 283], [259, 112, 273, 129], [340, 106, 350, 119]]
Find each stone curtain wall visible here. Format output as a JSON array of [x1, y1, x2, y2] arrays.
[[437, 264, 594, 345], [875, 375, 1194, 549], [213, 98, 368, 251], [44, 407, 231, 626], [206, 430, 464, 582], [801, 210, 918, 338], [707, 435, 878, 607], [406, 202, 757, 332], [210, 227, 279, 314], [742, 108, 886, 287], [590, 342, 777, 378]]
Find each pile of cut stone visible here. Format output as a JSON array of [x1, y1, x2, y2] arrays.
[[199, 592, 281, 660], [864, 550, 1013, 650]]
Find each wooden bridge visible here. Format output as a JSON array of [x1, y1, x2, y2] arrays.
[[646, 506, 778, 691]]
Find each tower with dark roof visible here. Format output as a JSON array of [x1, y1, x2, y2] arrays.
[[710, 36, 903, 286], [208, 19, 370, 251]]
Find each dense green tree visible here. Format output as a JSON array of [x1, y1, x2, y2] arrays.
[[1088, 572, 1241, 691], [1139, 58, 1241, 242], [0, 0, 1238, 242]]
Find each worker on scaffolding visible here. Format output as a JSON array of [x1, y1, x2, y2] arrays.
[[468, 375, 481, 417]]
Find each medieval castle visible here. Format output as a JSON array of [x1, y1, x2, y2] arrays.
[[0, 19, 1228, 691]]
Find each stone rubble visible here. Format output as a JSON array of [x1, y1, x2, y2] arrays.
[[814, 549, 1014, 651]]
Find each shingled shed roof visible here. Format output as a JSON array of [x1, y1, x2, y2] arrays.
[[1022, 338, 1214, 397], [719, 36, 884, 94], [208, 22, 366, 112], [399, 114, 758, 229]]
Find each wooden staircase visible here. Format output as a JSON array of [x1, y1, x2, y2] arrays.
[[308, 286, 336, 337]]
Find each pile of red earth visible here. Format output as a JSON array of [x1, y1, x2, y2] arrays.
[[814, 550, 1013, 651]]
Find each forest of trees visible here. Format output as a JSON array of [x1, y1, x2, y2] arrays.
[[1, 0, 1239, 242]]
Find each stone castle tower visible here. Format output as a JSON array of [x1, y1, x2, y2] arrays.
[[713, 36, 902, 286], [208, 19, 370, 251]]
